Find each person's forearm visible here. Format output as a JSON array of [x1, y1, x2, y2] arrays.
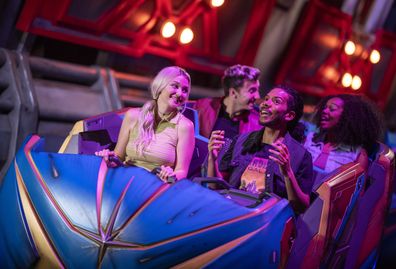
[[207, 156, 222, 178], [284, 170, 309, 212], [173, 170, 187, 181], [113, 149, 125, 161], [207, 155, 216, 177]]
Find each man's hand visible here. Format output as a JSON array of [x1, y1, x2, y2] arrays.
[[208, 130, 225, 160], [268, 140, 292, 177]]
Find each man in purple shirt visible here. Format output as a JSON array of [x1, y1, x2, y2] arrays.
[[192, 64, 262, 140]]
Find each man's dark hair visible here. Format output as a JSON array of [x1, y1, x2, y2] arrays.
[[313, 94, 383, 153], [242, 85, 305, 153], [222, 65, 260, 96], [275, 85, 304, 133]]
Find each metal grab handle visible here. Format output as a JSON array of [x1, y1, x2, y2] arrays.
[[107, 155, 124, 167], [192, 177, 234, 190]]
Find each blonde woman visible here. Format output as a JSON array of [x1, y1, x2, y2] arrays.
[[96, 66, 195, 182]]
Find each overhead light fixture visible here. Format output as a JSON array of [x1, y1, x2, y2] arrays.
[[341, 72, 352, 87], [369, 49, 380, 64], [161, 21, 176, 38], [344, 41, 356, 55], [210, 0, 225, 7], [351, 75, 362, 90], [179, 27, 194, 44]]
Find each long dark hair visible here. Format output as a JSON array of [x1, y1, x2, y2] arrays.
[[313, 94, 383, 153]]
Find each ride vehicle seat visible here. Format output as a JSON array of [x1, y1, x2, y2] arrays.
[[285, 142, 395, 269], [59, 107, 208, 178]]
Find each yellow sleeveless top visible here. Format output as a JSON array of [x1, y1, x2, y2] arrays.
[[124, 113, 181, 171]]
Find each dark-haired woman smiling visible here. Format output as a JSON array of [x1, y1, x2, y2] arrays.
[[304, 94, 383, 187]]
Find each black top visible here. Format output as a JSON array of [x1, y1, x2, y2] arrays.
[[219, 129, 314, 198], [212, 102, 240, 140]]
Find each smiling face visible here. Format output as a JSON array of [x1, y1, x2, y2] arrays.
[[157, 75, 190, 112], [231, 80, 260, 111], [320, 97, 344, 130], [259, 88, 295, 128]]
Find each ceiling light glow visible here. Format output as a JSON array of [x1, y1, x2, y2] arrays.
[[161, 21, 176, 38], [369, 49, 381, 64], [341, 73, 353, 87], [351, 75, 362, 90], [211, 0, 225, 7], [344, 41, 356, 55], [180, 27, 194, 44]]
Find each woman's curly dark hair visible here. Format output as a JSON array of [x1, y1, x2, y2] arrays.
[[313, 94, 384, 153]]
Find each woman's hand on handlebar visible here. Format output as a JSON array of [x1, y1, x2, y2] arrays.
[[156, 165, 176, 182], [95, 149, 122, 167]]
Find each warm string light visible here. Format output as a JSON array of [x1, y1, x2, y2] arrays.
[[344, 40, 356, 55], [341, 73, 362, 90], [351, 75, 362, 90], [341, 73, 353, 87], [161, 21, 176, 38], [210, 0, 225, 7], [344, 40, 381, 64], [370, 49, 380, 64], [179, 27, 194, 44], [341, 40, 381, 90], [159, 0, 225, 44], [160, 22, 194, 44]]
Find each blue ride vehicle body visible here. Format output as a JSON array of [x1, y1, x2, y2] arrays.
[[2, 108, 393, 268], [0, 109, 296, 268]]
